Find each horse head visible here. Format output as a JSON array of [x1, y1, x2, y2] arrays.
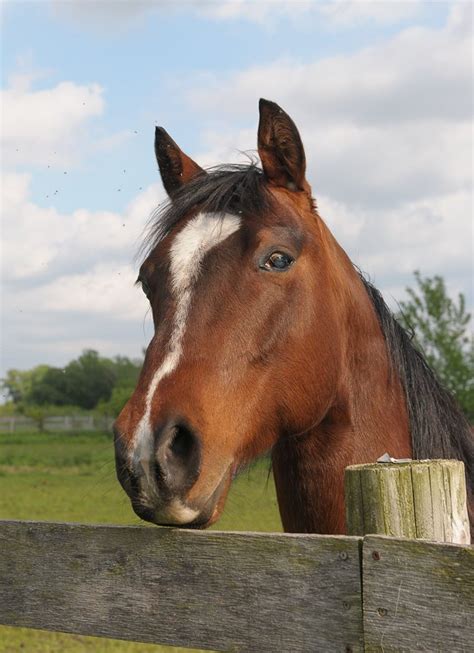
[[114, 100, 353, 528]]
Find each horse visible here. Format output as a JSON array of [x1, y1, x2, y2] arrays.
[[114, 99, 474, 535]]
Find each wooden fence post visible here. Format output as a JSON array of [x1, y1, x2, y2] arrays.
[[344, 459, 471, 544]]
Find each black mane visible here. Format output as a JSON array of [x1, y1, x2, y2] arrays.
[[140, 163, 269, 260], [360, 275, 474, 494]]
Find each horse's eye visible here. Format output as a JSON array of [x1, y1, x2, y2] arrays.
[[263, 251, 295, 272]]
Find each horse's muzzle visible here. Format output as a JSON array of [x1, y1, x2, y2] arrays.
[[113, 420, 227, 528]]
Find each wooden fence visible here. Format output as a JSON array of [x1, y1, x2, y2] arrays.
[[0, 520, 472, 652], [0, 415, 114, 433]]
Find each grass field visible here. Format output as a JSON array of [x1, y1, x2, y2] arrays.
[[0, 431, 282, 653]]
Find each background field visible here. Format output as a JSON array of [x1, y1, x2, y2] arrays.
[[0, 431, 281, 653]]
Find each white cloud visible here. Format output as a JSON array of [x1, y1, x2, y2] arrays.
[[318, 189, 473, 305], [49, 0, 424, 29], [200, 0, 423, 26], [188, 6, 472, 126], [318, 0, 422, 27], [183, 5, 472, 205], [1, 172, 165, 372], [199, 0, 318, 24], [1, 76, 105, 167], [1, 171, 164, 284], [3, 174, 127, 281], [16, 263, 144, 320], [49, 0, 155, 30]]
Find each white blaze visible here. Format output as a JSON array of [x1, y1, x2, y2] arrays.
[[131, 212, 241, 493]]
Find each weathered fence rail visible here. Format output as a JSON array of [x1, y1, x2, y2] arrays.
[[0, 521, 363, 652], [0, 520, 472, 652]]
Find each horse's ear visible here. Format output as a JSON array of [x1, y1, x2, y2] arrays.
[[257, 98, 308, 192], [155, 127, 205, 197]]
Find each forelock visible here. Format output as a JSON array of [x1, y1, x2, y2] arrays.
[[139, 163, 270, 263]]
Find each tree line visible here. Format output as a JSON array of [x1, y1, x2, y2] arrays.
[[1, 272, 473, 421], [1, 351, 142, 418]]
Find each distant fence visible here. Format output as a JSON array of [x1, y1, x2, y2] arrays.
[[0, 521, 472, 652], [0, 415, 115, 433]]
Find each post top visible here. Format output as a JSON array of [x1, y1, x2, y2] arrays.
[[345, 459, 465, 473]]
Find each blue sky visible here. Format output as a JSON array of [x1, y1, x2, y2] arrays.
[[1, 0, 472, 379]]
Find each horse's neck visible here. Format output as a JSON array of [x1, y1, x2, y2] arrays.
[[273, 259, 412, 534]]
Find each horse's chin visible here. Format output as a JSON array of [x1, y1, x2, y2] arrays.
[[185, 466, 234, 529], [179, 507, 222, 530], [133, 465, 233, 530]]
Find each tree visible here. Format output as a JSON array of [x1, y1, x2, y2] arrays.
[[97, 386, 134, 417], [1, 351, 142, 412], [95, 356, 141, 416], [28, 367, 70, 406], [62, 350, 116, 410], [1, 365, 49, 404], [109, 355, 142, 389], [398, 271, 474, 420]]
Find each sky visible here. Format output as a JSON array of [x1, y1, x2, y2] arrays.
[[1, 0, 473, 383]]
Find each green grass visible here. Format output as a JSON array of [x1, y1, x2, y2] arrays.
[[0, 431, 281, 652]]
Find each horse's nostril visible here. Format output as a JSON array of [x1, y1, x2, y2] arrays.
[[170, 424, 195, 462], [155, 420, 201, 494]]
